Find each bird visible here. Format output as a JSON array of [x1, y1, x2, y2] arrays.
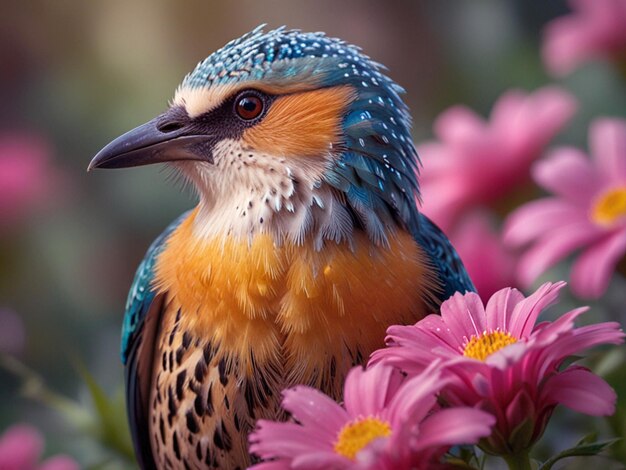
[[89, 26, 474, 470]]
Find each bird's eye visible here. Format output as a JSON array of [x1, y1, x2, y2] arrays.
[[235, 93, 264, 120]]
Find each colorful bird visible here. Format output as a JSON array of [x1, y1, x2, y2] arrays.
[[89, 26, 474, 470]]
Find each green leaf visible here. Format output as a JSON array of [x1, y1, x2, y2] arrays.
[[1, 350, 135, 465], [74, 361, 135, 461], [537, 437, 621, 470], [592, 347, 626, 378], [575, 432, 598, 447], [0, 352, 92, 428]]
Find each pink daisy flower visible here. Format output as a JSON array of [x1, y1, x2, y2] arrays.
[[418, 87, 577, 232], [449, 211, 519, 302], [370, 282, 624, 455], [249, 363, 495, 469], [543, 0, 626, 77], [504, 118, 626, 298], [0, 424, 79, 470]]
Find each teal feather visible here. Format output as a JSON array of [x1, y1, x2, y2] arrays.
[[122, 212, 190, 469], [121, 211, 189, 364]]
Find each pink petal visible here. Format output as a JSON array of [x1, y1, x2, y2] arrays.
[[539, 321, 624, 365], [417, 142, 457, 173], [385, 363, 447, 428], [532, 148, 603, 205], [368, 324, 456, 375], [570, 229, 626, 298], [419, 179, 468, 233], [412, 408, 495, 452], [529, 307, 588, 349], [0, 424, 43, 469], [353, 439, 400, 470], [249, 420, 331, 459], [343, 365, 401, 418], [508, 282, 566, 338], [504, 388, 536, 439], [38, 456, 80, 470], [489, 90, 526, 135], [572, 322, 625, 350], [589, 118, 626, 182], [292, 451, 350, 469], [543, 0, 626, 76], [281, 386, 347, 437], [440, 291, 487, 342], [494, 87, 577, 158], [369, 318, 458, 374], [515, 223, 603, 287], [542, 13, 595, 76], [503, 198, 589, 247], [433, 106, 486, 144], [485, 341, 528, 370], [484, 287, 525, 333], [405, 314, 465, 352], [542, 366, 617, 416]]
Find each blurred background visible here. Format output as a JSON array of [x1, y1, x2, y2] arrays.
[[1, 0, 625, 468]]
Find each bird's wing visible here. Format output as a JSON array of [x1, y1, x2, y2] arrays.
[[121, 211, 190, 469], [414, 212, 476, 303]]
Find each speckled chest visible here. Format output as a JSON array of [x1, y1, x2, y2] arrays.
[[149, 306, 264, 470], [147, 210, 435, 468]]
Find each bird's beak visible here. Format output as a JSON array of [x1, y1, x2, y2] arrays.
[[88, 110, 213, 171]]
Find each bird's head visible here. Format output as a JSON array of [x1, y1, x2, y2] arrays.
[[90, 26, 420, 247]]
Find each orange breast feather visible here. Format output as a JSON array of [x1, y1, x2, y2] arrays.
[[154, 209, 437, 386]]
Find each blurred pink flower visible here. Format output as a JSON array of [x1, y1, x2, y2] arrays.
[[449, 212, 519, 302], [0, 424, 79, 470], [249, 363, 494, 470], [371, 282, 624, 455], [543, 0, 626, 77], [418, 87, 577, 232], [504, 118, 626, 298], [0, 133, 58, 230]]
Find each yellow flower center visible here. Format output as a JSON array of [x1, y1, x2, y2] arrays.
[[463, 330, 518, 361], [592, 187, 626, 225], [334, 417, 392, 460]]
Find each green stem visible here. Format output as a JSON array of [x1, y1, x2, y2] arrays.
[[503, 452, 532, 470], [0, 352, 91, 427]]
